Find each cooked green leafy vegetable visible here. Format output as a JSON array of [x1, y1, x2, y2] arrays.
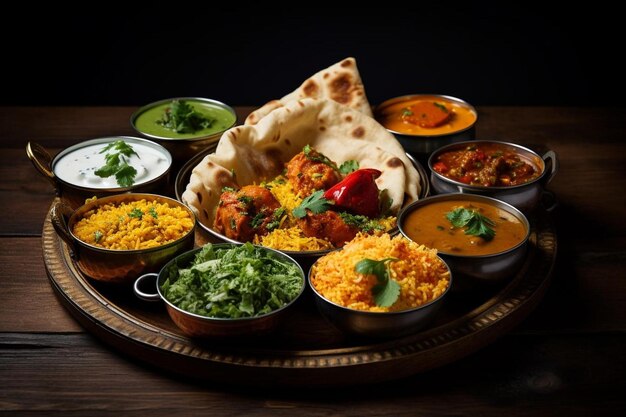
[[355, 258, 400, 307], [160, 243, 303, 318], [157, 99, 215, 134], [446, 207, 496, 241], [292, 190, 334, 218], [94, 140, 139, 187]]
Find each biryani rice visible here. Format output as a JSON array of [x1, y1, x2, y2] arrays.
[[258, 176, 397, 251], [72, 199, 194, 250], [310, 234, 450, 312]]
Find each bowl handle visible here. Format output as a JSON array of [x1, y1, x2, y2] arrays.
[[26, 142, 57, 188], [133, 273, 161, 302], [541, 150, 559, 186], [50, 200, 78, 255]]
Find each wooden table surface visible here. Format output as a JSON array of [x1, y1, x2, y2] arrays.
[[1, 106, 624, 416]]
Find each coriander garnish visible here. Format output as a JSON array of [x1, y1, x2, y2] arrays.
[[128, 208, 144, 219], [94, 140, 139, 187], [446, 207, 496, 241], [292, 190, 333, 219], [157, 100, 215, 134], [355, 258, 400, 307]]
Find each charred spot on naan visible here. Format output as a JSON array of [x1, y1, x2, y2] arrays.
[[340, 58, 353, 68], [352, 126, 365, 138], [303, 79, 319, 97], [329, 73, 354, 105], [387, 157, 404, 169]]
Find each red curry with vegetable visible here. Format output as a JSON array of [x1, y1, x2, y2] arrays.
[[432, 143, 540, 187]]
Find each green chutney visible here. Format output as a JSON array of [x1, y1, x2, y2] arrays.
[[134, 100, 236, 140]]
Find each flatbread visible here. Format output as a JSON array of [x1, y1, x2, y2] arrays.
[[245, 57, 372, 125], [183, 98, 420, 229]]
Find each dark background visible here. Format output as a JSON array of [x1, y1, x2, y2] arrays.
[[3, 6, 623, 107]]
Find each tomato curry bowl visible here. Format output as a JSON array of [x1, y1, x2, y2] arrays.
[[375, 94, 477, 157], [428, 140, 558, 213]]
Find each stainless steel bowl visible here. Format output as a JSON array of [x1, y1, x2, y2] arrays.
[[398, 193, 530, 284], [133, 243, 306, 338], [27, 137, 172, 210], [130, 97, 237, 166], [174, 147, 430, 267], [308, 252, 452, 338], [50, 193, 196, 283], [374, 94, 477, 159], [428, 140, 558, 213]]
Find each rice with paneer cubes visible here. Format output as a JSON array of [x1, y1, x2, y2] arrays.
[[72, 199, 194, 250], [310, 234, 450, 312]]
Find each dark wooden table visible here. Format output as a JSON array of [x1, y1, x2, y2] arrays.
[[1, 106, 624, 416]]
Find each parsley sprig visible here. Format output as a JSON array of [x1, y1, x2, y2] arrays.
[[157, 100, 215, 134], [94, 140, 139, 187], [446, 207, 496, 241], [292, 190, 333, 219], [355, 258, 400, 307]]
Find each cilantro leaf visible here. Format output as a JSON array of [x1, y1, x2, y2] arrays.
[[292, 190, 333, 219], [355, 258, 400, 307], [129, 208, 144, 219], [94, 230, 103, 243], [148, 207, 158, 219], [339, 160, 359, 175], [157, 100, 215, 134], [94, 140, 139, 187], [446, 207, 496, 241], [339, 212, 384, 233], [303, 145, 339, 171], [266, 207, 285, 231]]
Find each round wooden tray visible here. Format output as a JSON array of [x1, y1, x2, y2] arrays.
[[42, 201, 556, 386]]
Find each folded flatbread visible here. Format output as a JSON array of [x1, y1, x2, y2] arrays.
[[245, 57, 372, 125], [183, 98, 420, 229]]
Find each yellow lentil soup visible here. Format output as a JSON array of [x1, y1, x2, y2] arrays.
[[72, 198, 194, 250], [310, 234, 450, 312]]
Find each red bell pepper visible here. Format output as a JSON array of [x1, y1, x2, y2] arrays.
[[323, 168, 382, 218]]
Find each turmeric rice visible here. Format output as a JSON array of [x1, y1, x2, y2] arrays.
[[72, 199, 194, 250], [310, 234, 450, 312], [257, 176, 396, 251]]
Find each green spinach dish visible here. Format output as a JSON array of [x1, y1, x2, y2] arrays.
[[161, 243, 303, 319]]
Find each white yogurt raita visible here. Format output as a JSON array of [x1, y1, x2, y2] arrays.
[[54, 140, 170, 189]]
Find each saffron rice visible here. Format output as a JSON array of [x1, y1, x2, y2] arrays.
[[72, 199, 194, 250], [310, 234, 450, 312]]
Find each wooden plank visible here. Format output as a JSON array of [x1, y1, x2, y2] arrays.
[[0, 332, 623, 416], [0, 238, 81, 332]]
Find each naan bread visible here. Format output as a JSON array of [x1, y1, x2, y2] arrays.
[[183, 98, 420, 229], [245, 57, 372, 125]]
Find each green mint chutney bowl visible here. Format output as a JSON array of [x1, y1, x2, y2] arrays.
[[131, 97, 237, 168]]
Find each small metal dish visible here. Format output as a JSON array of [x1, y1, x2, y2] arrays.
[[133, 243, 306, 338], [398, 193, 530, 284], [50, 193, 196, 284], [130, 97, 237, 166], [308, 252, 452, 338], [374, 94, 477, 159], [27, 137, 172, 209], [428, 140, 558, 213]]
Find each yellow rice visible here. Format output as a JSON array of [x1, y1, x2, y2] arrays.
[[257, 176, 397, 251], [72, 199, 194, 250], [310, 234, 450, 312]]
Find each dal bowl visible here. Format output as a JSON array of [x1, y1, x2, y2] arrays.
[[398, 193, 530, 284], [308, 234, 452, 338], [133, 243, 306, 338], [50, 193, 196, 283], [428, 140, 558, 213]]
